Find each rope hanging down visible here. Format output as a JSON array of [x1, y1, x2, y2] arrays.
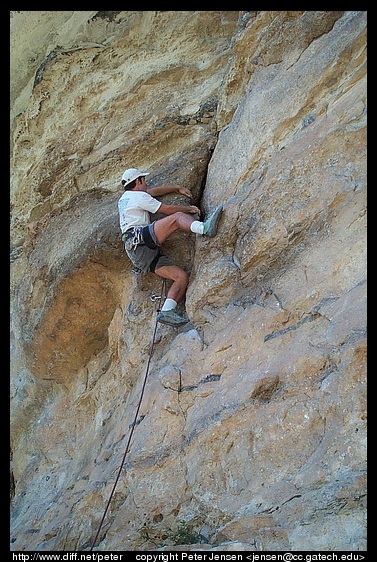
[[90, 279, 166, 551]]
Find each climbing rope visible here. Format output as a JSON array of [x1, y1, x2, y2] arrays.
[[90, 278, 166, 551]]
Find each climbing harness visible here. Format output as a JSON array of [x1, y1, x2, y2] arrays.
[[120, 226, 145, 251], [131, 226, 144, 251], [90, 278, 166, 551], [121, 226, 144, 251]]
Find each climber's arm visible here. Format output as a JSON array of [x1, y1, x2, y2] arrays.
[[147, 185, 192, 198], [158, 203, 200, 215]]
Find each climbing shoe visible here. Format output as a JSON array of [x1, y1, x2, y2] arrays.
[[157, 309, 188, 327], [203, 205, 223, 237]]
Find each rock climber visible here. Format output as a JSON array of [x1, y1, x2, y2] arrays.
[[118, 167, 223, 327]]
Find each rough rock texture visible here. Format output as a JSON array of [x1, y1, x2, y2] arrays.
[[10, 11, 367, 552]]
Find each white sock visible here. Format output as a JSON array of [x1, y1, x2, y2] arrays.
[[161, 298, 177, 312], [190, 220, 204, 235]]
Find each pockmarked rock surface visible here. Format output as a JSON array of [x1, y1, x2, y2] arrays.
[[10, 11, 366, 552]]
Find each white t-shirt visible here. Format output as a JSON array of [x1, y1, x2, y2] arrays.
[[118, 191, 162, 233]]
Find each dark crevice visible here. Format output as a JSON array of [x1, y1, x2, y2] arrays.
[[180, 373, 221, 393]]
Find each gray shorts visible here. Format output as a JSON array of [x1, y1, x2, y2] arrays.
[[123, 222, 175, 273]]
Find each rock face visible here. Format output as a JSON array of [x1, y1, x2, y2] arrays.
[[10, 11, 367, 552]]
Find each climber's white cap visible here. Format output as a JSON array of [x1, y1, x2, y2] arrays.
[[121, 168, 150, 186]]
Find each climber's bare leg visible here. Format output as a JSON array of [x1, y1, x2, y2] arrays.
[[154, 264, 189, 304], [152, 212, 195, 245]]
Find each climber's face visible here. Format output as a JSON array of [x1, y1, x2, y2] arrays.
[[133, 176, 147, 191]]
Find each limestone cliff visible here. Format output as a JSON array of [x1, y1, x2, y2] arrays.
[[10, 11, 367, 552]]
